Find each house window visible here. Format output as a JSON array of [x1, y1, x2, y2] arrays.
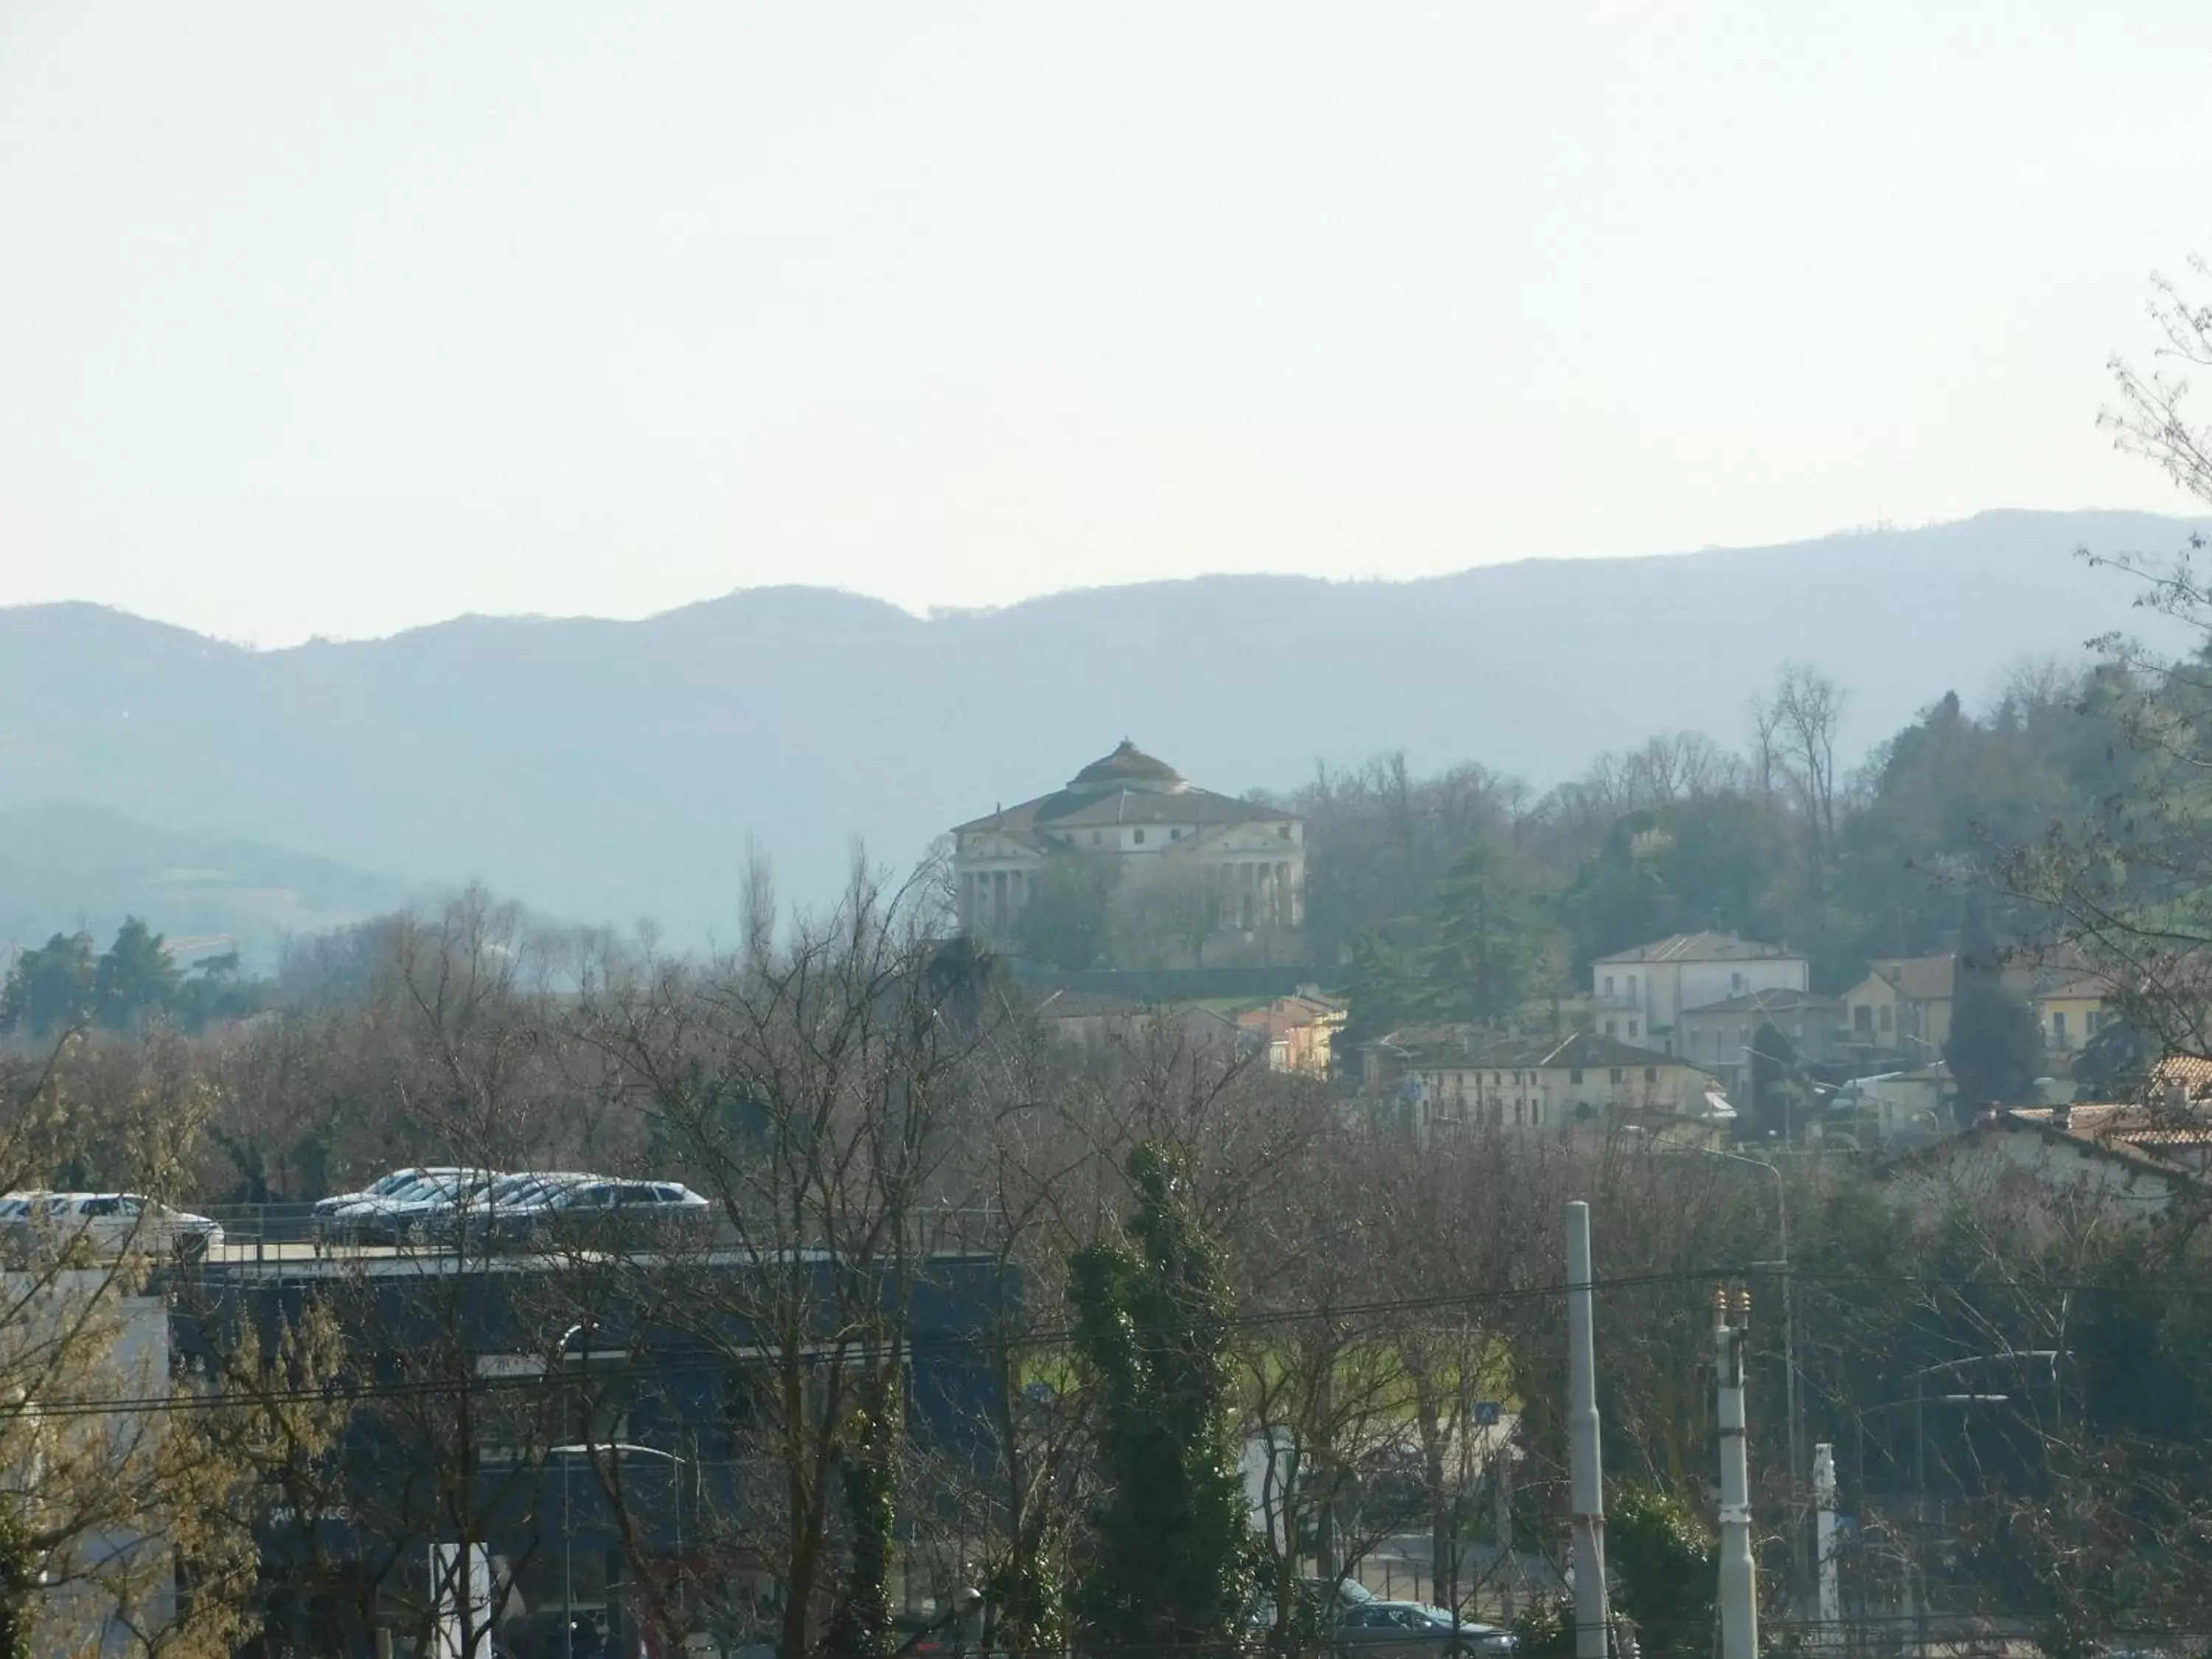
[[1628, 1020, 1639, 1038], [2088, 1009, 2104, 1035], [1170, 829, 1182, 841], [1133, 829, 1146, 845], [1879, 1004, 1893, 1033], [2053, 1011, 2070, 1048], [1571, 1069, 1584, 1084], [1603, 975, 1615, 997], [1610, 1068, 1625, 1084], [1645, 1067, 1658, 1082], [1493, 1072, 1503, 1085], [1604, 1020, 1617, 1037], [1090, 831, 1102, 846], [1854, 1005, 1874, 1036], [1626, 975, 1638, 1001]]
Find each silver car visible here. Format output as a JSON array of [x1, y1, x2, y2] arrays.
[[504, 1178, 712, 1246], [434, 1171, 593, 1247], [33, 1193, 225, 1259], [1335, 1602, 1516, 1658], [330, 1169, 502, 1245]]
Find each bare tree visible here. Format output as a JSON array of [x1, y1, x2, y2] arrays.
[[1752, 664, 1848, 870], [578, 852, 1009, 1659]]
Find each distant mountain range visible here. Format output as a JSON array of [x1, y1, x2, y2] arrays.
[[1, 509, 2200, 950]]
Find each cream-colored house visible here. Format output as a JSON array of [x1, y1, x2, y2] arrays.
[[1590, 933, 1809, 1053], [2036, 974, 2110, 1058], [1843, 954, 2109, 1060], [1378, 1026, 1731, 1141]]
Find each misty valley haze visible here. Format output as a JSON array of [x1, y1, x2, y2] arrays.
[[0, 508, 2197, 956]]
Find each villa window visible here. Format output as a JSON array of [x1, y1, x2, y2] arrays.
[[1603, 975, 1615, 996], [1571, 1069, 1584, 1085], [1610, 1068, 1625, 1084], [1133, 829, 1145, 845]]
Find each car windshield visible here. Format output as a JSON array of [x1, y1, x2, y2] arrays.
[[366, 1171, 420, 1197]]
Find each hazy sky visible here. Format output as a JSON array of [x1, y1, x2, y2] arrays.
[[1, 1, 2207, 645]]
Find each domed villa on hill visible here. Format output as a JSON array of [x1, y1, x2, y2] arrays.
[[951, 741, 1304, 966]]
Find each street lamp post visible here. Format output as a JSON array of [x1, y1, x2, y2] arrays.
[[1858, 1393, 2008, 1650], [1682, 1146, 1803, 1608], [552, 1443, 688, 1659], [558, 1323, 593, 1659], [1860, 1350, 2058, 1651]]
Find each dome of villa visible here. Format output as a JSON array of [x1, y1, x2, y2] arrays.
[[1066, 740, 1185, 795]]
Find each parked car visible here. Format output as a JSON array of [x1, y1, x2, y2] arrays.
[[32, 1193, 225, 1258], [313, 1166, 459, 1218], [1335, 1601, 1516, 1658], [1315, 1577, 1379, 1611], [1251, 1576, 1379, 1631], [329, 1169, 502, 1246], [502, 1178, 713, 1246], [434, 1172, 593, 1247]]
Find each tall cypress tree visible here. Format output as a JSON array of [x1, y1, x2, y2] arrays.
[[1945, 895, 2043, 1117], [1069, 1144, 1251, 1654], [1422, 838, 1539, 1026]]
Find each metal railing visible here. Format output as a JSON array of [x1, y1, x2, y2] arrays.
[[189, 1200, 1012, 1270]]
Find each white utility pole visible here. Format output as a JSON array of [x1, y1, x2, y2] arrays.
[[1566, 1201, 1610, 1659], [1495, 1435, 1517, 1626], [1814, 1442, 1840, 1643], [1716, 1284, 1759, 1659]]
